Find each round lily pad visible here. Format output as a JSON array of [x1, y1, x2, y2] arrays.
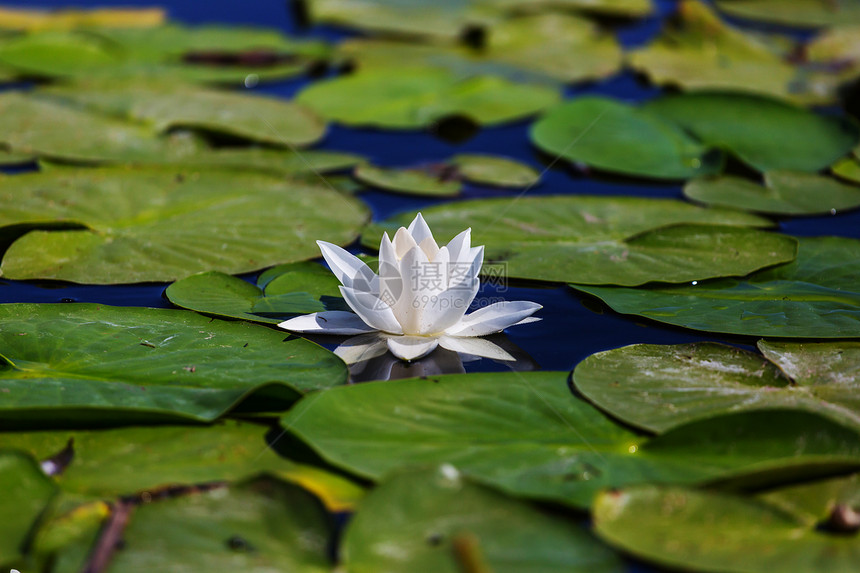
[[354, 163, 462, 196], [282, 371, 860, 509], [684, 171, 860, 215], [343, 467, 625, 573], [166, 262, 347, 324], [643, 91, 860, 173], [362, 196, 795, 286], [0, 303, 347, 425], [451, 153, 539, 187], [530, 96, 723, 179], [0, 166, 369, 283], [297, 68, 560, 130], [572, 341, 860, 434], [594, 477, 860, 573], [573, 236, 860, 338]]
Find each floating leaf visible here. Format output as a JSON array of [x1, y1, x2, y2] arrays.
[[644, 92, 860, 173], [0, 167, 368, 283], [282, 371, 860, 508], [166, 263, 347, 324], [343, 467, 625, 573], [0, 31, 123, 78], [716, 0, 860, 27], [684, 171, 860, 215], [594, 477, 860, 573], [451, 153, 539, 187], [46, 82, 325, 147], [629, 1, 811, 102], [297, 68, 560, 129], [833, 156, 860, 185], [363, 197, 794, 285], [530, 97, 722, 179], [574, 236, 860, 338], [0, 303, 347, 425], [572, 341, 860, 434], [0, 6, 165, 30], [0, 421, 363, 511], [103, 479, 332, 573], [354, 163, 462, 196], [0, 451, 57, 567]]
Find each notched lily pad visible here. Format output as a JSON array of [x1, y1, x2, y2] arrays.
[[684, 171, 860, 215], [0, 303, 347, 425], [530, 96, 722, 180], [0, 166, 368, 283], [297, 68, 560, 130], [363, 197, 794, 286], [574, 236, 860, 338], [282, 371, 860, 509], [166, 262, 347, 324], [594, 476, 860, 573], [343, 467, 625, 573], [573, 341, 860, 434]]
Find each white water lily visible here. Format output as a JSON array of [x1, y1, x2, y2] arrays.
[[278, 213, 542, 362]]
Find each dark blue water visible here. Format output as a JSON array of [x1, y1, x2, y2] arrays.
[[2, 0, 858, 377]]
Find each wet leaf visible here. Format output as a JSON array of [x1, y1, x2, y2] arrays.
[[46, 82, 326, 147], [343, 467, 625, 573], [282, 371, 860, 509], [594, 477, 860, 573], [644, 91, 860, 173], [354, 163, 462, 196], [166, 263, 347, 324], [0, 167, 368, 283], [574, 236, 860, 338], [530, 96, 722, 179], [684, 171, 860, 215], [451, 153, 539, 187], [363, 197, 794, 285], [0, 420, 363, 511], [629, 0, 813, 102], [716, 0, 860, 27], [572, 341, 860, 434], [103, 479, 332, 573], [0, 303, 347, 425], [297, 68, 560, 129], [0, 451, 57, 567]]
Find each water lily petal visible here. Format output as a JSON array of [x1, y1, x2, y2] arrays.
[[394, 245, 431, 334], [278, 311, 377, 335], [444, 301, 543, 337], [438, 335, 516, 361], [386, 335, 439, 361], [420, 281, 479, 334], [419, 236, 440, 260], [449, 244, 483, 290], [340, 286, 404, 334], [407, 212, 436, 245], [378, 232, 399, 273], [445, 228, 471, 263], [334, 333, 389, 364], [317, 241, 377, 292], [392, 227, 419, 259], [513, 316, 541, 326]]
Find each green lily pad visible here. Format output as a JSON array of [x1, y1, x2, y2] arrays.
[[684, 171, 860, 215], [574, 236, 860, 338], [594, 477, 860, 573], [0, 451, 57, 567], [0, 6, 165, 31], [297, 68, 560, 130], [103, 479, 332, 573], [354, 163, 462, 196], [629, 0, 813, 102], [644, 92, 860, 173], [45, 82, 325, 148], [572, 341, 860, 434], [0, 420, 363, 510], [716, 0, 860, 27], [0, 166, 368, 283], [0, 149, 36, 166], [282, 371, 860, 509], [833, 156, 860, 185], [529, 96, 723, 179], [0, 303, 347, 425], [363, 197, 794, 285], [451, 153, 539, 187], [340, 13, 621, 86], [0, 30, 122, 78], [166, 262, 347, 324], [342, 467, 625, 573]]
